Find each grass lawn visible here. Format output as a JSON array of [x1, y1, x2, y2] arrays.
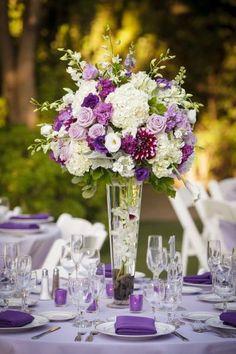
[[101, 220, 199, 277]]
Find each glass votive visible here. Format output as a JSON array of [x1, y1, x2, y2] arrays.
[[54, 288, 67, 306], [129, 294, 143, 312], [105, 281, 113, 298]]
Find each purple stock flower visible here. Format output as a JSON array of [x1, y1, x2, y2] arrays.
[[81, 93, 99, 109], [156, 78, 172, 90], [135, 167, 150, 182], [124, 55, 136, 69], [53, 107, 73, 131], [82, 64, 98, 80], [181, 144, 194, 164], [93, 102, 113, 125], [96, 79, 115, 100], [121, 135, 136, 155], [93, 135, 108, 154], [164, 105, 185, 133]]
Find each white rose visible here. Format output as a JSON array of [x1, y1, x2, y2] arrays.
[[187, 109, 197, 124], [41, 124, 52, 137], [105, 133, 121, 153]]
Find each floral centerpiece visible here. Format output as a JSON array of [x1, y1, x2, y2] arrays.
[[30, 29, 201, 305]]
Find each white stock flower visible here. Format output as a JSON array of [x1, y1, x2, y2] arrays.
[[40, 124, 52, 137], [112, 156, 135, 177], [187, 109, 197, 124], [62, 92, 74, 105], [66, 154, 91, 177], [106, 83, 149, 130], [72, 80, 97, 117], [104, 132, 121, 153], [66, 66, 81, 82], [130, 72, 157, 96]]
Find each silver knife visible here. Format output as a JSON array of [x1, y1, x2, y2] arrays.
[[31, 326, 61, 340], [173, 331, 189, 341]]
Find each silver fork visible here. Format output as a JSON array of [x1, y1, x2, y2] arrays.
[[191, 322, 236, 338], [74, 331, 86, 342]]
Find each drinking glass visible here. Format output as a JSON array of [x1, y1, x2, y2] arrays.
[[146, 237, 167, 280], [161, 279, 181, 324], [80, 248, 100, 276], [91, 263, 105, 313], [0, 256, 16, 310], [71, 234, 84, 278], [214, 264, 234, 311], [0, 197, 10, 221], [143, 280, 165, 321], [68, 277, 91, 329], [60, 243, 75, 278], [16, 255, 32, 312], [207, 240, 221, 287], [4, 242, 19, 276]]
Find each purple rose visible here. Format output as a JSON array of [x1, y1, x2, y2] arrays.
[[96, 79, 115, 100], [156, 78, 172, 90], [81, 93, 99, 109], [88, 123, 106, 139], [93, 135, 108, 154], [135, 167, 150, 182], [93, 102, 113, 125], [147, 114, 167, 134], [77, 107, 95, 127], [68, 123, 87, 140], [82, 64, 98, 80], [121, 135, 136, 155], [53, 107, 73, 131]]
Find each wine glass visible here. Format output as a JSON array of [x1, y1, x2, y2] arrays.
[[16, 255, 32, 312], [60, 243, 75, 278], [214, 264, 234, 312], [161, 279, 181, 324], [207, 240, 221, 287], [0, 256, 16, 310], [143, 280, 165, 321], [91, 263, 105, 313], [146, 235, 167, 280], [80, 248, 100, 276], [4, 242, 19, 276], [68, 277, 91, 329], [0, 197, 10, 222], [71, 234, 84, 278]]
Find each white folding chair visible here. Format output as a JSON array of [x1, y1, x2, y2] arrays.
[[169, 184, 209, 274], [41, 238, 66, 269], [208, 178, 236, 202]]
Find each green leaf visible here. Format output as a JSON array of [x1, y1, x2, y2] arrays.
[[82, 184, 97, 199]]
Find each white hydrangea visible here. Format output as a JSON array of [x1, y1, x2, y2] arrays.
[[70, 140, 90, 154], [112, 156, 135, 177], [72, 80, 97, 117], [151, 160, 172, 178], [106, 83, 149, 130], [130, 71, 157, 96], [66, 154, 91, 177]]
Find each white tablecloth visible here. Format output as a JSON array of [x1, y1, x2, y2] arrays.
[[0, 224, 61, 269], [0, 286, 235, 354]]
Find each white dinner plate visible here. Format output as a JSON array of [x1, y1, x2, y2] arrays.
[[206, 316, 236, 331], [182, 286, 201, 295], [30, 285, 41, 295], [183, 282, 212, 288], [135, 271, 146, 279], [182, 311, 217, 321], [95, 320, 175, 340], [39, 311, 76, 322], [0, 298, 38, 308], [0, 225, 44, 236], [10, 216, 54, 224], [214, 302, 236, 311], [198, 293, 236, 303], [0, 315, 49, 333]]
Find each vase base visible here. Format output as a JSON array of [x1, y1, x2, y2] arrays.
[[107, 301, 129, 309]]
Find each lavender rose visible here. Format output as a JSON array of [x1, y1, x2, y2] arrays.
[[81, 93, 99, 109], [147, 114, 167, 134], [88, 123, 106, 139], [135, 167, 150, 181], [77, 107, 95, 127], [68, 123, 87, 140], [53, 107, 73, 131], [93, 102, 113, 125], [82, 64, 98, 80]]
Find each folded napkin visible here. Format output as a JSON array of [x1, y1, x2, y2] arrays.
[[0, 222, 40, 230], [0, 310, 34, 328], [115, 316, 157, 335], [10, 213, 50, 220], [220, 312, 236, 327], [184, 272, 212, 284], [105, 264, 112, 278], [86, 300, 98, 312]]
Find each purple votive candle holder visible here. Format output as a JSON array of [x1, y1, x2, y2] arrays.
[[54, 288, 67, 306], [105, 282, 113, 298], [129, 294, 143, 312]]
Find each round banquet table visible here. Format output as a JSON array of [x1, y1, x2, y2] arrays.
[[0, 224, 61, 269], [0, 285, 235, 354]]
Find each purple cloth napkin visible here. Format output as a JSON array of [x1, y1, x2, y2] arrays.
[[86, 300, 98, 312], [105, 264, 112, 278], [0, 310, 34, 328], [0, 222, 40, 230], [184, 272, 212, 284], [10, 213, 50, 220], [115, 316, 157, 335], [220, 312, 236, 327]]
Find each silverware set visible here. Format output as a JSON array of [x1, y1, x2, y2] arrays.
[[190, 321, 236, 338], [74, 330, 99, 342]]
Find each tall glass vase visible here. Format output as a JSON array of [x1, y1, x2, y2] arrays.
[[106, 179, 143, 306]]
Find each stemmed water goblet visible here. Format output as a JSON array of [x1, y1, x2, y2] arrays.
[[214, 263, 234, 312], [4, 242, 19, 277], [90, 263, 105, 313], [207, 240, 221, 287], [146, 235, 167, 281], [60, 243, 75, 279], [143, 279, 165, 321], [0, 255, 16, 310], [16, 255, 32, 312], [161, 278, 181, 324], [80, 248, 100, 276], [71, 234, 84, 278]]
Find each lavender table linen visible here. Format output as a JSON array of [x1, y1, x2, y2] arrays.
[[10, 213, 50, 220], [184, 272, 212, 284], [0, 310, 34, 328], [0, 222, 40, 230], [115, 316, 157, 335], [220, 312, 236, 327]]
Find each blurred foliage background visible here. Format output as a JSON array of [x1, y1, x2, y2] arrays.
[[0, 0, 236, 221]]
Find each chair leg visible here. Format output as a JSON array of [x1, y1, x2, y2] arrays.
[[181, 231, 189, 275]]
